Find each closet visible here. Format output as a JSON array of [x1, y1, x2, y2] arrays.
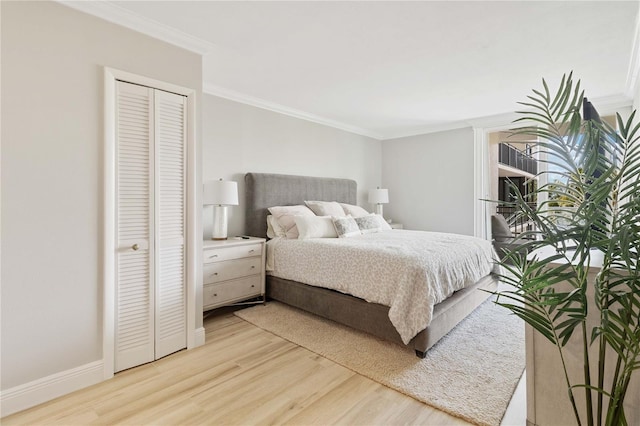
[[114, 80, 187, 372]]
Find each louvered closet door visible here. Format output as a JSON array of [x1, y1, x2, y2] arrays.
[[153, 90, 187, 359], [114, 81, 187, 373], [115, 81, 155, 372]]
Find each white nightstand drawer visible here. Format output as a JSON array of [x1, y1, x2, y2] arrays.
[[203, 243, 262, 263], [203, 257, 262, 284], [202, 237, 266, 312], [203, 275, 262, 308]]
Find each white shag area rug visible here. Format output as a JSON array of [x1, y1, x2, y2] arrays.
[[235, 298, 525, 426]]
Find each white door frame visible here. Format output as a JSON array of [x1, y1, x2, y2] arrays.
[[472, 128, 489, 240], [103, 67, 199, 379], [471, 114, 520, 240]]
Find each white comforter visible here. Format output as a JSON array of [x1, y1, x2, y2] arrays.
[[266, 230, 497, 344]]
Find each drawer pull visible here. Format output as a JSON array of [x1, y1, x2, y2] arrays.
[[132, 244, 139, 251], [251, 284, 255, 288], [213, 293, 217, 297], [208, 254, 218, 258], [248, 249, 255, 253], [250, 266, 255, 269]]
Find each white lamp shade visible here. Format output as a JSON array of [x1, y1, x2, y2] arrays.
[[203, 179, 238, 206], [368, 188, 389, 204]]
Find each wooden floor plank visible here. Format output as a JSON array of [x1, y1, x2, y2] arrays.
[[2, 307, 475, 425]]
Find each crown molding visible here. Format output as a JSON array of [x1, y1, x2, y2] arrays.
[[56, 0, 215, 55], [589, 94, 633, 115], [379, 120, 472, 141], [380, 94, 634, 140], [625, 7, 640, 99], [203, 83, 383, 140], [466, 95, 633, 130], [467, 111, 521, 131], [380, 111, 520, 140]]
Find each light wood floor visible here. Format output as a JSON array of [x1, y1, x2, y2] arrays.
[[3, 308, 474, 425]]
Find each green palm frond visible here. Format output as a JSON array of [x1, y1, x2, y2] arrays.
[[491, 72, 640, 426]]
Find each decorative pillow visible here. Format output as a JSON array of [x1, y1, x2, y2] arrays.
[[304, 200, 346, 217], [332, 216, 361, 238], [266, 215, 286, 239], [339, 203, 370, 218], [294, 216, 338, 239], [268, 205, 315, 239], [355, 213, 392, 234]]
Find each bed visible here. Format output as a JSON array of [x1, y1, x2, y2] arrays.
[[244, 172, 498, 358]]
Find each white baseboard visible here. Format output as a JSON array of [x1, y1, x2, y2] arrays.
[[1, 360, 104, 417], [193, 326, 205, 347], [2, 333, 203, 418]]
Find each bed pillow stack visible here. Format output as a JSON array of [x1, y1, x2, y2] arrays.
[[267, 201, 392, 239]]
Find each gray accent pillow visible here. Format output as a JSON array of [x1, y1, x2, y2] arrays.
[[355, 214, 392, 234], [332, 216, 361, 238]]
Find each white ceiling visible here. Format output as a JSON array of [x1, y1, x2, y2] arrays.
[[67, 1, 639, 139]]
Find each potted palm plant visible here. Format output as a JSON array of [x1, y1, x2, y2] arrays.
[[494, 72, 640, 426]]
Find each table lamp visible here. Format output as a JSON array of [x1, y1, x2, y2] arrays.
[[368, 187, 389, 217], [203, 179, 239, 240]]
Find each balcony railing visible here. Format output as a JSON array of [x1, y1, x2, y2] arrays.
[[496, 204, 537, 238], [499, 143, 538, 175]]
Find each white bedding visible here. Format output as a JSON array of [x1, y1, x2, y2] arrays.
[[266, 230, 497, 344]]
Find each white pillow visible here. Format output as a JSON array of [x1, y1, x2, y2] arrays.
[[266, 215, 275, 239], [266, 215, 286, 239], [304, 200, 346, 217], [340, 203, 370, 218], [268, 205, 315, 239], [294, 216, 338, 239], [355, 213, 392, 234], [332, 216, 361, 238]]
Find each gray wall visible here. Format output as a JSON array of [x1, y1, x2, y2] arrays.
[[202, 94, 382, 239], [381, 128, 475, 235], [1, 1, 202, 390]]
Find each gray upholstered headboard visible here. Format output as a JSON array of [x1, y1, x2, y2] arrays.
[[244, 173, 357, 238]]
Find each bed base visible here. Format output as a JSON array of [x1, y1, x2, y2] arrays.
[[267, 274, 498, 357]]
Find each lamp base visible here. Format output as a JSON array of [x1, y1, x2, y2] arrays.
[[212, 237, 228, 241], [212, 205, 229, 240]]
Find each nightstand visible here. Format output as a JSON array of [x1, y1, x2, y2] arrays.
[[389, 223, 404, 229], [203, 237, 266, 312]]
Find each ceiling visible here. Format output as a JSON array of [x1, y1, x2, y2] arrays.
[[66, 1, 639, 139]]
